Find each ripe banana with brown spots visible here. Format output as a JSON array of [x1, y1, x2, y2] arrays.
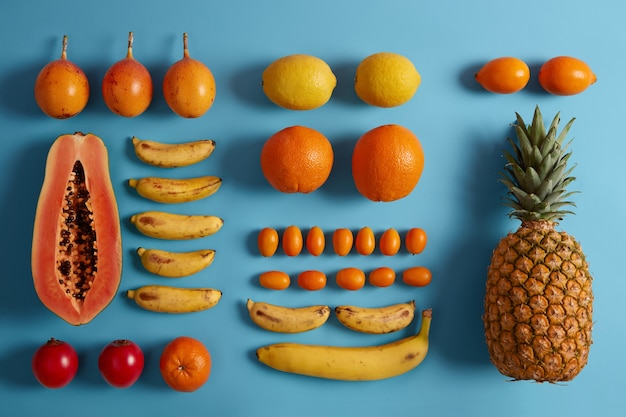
[[136, 247, 216, 278], [335, 300, 416, 334], [128, 175, 222, 204], [132, 136, 216, 168], [247, 299, 331, 333], [256, 309, 432, 381], [126, 285, 222, 313], [130, 211, 224, 240]]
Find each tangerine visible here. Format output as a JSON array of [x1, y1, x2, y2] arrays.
[[474, 57, 530, 94], [538, 56, 596, 96], [261, 126, 334, 193], [159, 336, 211, 392], [352, 124, 424, 202]]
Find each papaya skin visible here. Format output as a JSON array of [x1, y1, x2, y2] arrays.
[[31, 132, 122, 325]]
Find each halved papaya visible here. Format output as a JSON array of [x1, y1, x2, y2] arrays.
[[32, 132, 122, 325]]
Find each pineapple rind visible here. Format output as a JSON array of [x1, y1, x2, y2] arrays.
[[484, 223, 593, 382]]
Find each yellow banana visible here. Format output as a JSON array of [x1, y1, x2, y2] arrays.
[[247, 299, 330, 333], [130, 211, 223, 240], [132, 136, 216, 168], [128, 175, 222, 204], [256, 309, 432, 381], [136, 247, 216, 278], [335, 300, 416, 334], [126, 285, 222, 313]]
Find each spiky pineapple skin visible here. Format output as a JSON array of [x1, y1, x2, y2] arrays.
[[484, 221, 593, 382]]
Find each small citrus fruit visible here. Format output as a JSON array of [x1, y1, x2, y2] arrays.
[[352, 124, 424, 202], [259, 271, 291, 290], [258, 227, 279, 257], [354, 52, 420, 107], [262, 54, 336, 110], [368, 267, 396, 287], [379, 228, 401, 256], [332, 228, 353, 256], [159, 336, 211, 392], [538, 56, 596, 96], [163, 33, 216, 118], [405, 227, 427, 255], [306, 226, 325, 256], [282, 225, 303, 256], [475, 57, 530, 94], [34, 35, 89, 119], [403, 266, 432, 287], [297, 270, 327, 291], [261, 126, 334, 193], [336, 267, 365, 291], [355, 226, 375, 255]]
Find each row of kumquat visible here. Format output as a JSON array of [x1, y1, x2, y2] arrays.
[[258, 226, 428, 257], [259, 266, 432, 291]]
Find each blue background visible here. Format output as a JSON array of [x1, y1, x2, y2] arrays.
[[1, 1, 624, 416]]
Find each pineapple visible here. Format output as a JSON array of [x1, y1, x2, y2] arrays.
[[483, 106, 593, 382]]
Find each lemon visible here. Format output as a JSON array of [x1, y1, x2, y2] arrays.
[[262, 54, 336, 110], [354, 52, 421, 108]]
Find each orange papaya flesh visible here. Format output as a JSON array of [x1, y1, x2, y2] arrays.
[[32, 133, 122, 325]]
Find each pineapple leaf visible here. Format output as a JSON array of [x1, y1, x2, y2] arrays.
[[525, 167, 541, 192], [535, 178, 553, 201], [556, 117, 576, 146], [514, 126, 533, 166], [529, 106, 546, 146], [538, 152, 556, 181], [501, 107, 579, 222]]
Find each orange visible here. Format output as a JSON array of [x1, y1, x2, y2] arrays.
[[261, 126, 334, 193], [538, 56, 596, 96], [352, 124, 424, 202], [159, 336, 211, 392], [474, 57, 530, 94]]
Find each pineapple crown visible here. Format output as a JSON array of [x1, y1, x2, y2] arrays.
[[501, 106, 578, 223]]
